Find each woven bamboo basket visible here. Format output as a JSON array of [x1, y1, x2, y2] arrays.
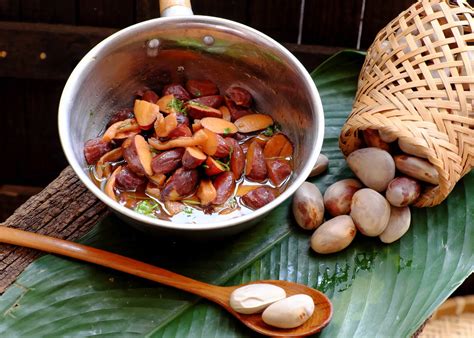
[[419, 295, 474, 337], [339, 0, 474, 207]]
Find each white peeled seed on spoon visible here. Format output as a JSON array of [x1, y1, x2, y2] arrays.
[[229, 283, 286, 314], [262, 294, 315, 329]]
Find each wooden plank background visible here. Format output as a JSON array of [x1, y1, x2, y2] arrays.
[[0, 0, 425, 194]]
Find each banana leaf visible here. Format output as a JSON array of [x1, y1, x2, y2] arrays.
[[0, 51, 472, 337]]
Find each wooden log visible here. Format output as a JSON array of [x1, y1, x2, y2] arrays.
[[0, 166, 108, 294]]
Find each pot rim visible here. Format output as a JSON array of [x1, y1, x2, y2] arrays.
[[58, 15, 325, 231]]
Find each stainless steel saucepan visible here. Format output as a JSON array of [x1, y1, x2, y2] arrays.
[[58, 0, 324, 238]]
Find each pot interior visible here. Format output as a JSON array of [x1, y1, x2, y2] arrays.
[[61, 16, 322, 227]]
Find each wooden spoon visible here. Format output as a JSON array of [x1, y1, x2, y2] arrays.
[[0, 227, 332, 336]]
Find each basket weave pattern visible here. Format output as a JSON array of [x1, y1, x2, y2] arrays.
[[339, 0, 474, 207]]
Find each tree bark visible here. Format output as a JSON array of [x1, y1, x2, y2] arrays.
[[0, 166, 108, 294]]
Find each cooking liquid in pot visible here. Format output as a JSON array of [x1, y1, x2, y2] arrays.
[[88, 133, 292, 224]]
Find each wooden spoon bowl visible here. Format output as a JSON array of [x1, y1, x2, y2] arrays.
[[0, 226, 332, 336], [220, 280, 332, 336]]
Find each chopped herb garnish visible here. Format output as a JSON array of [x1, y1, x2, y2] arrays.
[[134, 200, 158, 218], [223, 127, 231, 136], [89, 110, 94, 117], [262, 122, 281, 137], [167, 98, 187, 114], [215, 159, 230, 172], [194, 90, 201, 96], [202, 164, 209, 169], [263, 126, 274, 137], [184, 206, 193, 215]]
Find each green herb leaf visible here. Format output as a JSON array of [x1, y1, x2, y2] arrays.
[[183, 206, 193, 215], [167, 98, 187, 115], [134, 200, 158, 218], [262, 122, 282, 137], [223, 128, 231, 136], [262, 126, 274, 137]]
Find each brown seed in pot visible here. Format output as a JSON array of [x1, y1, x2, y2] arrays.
[[107, 108, 134, 128], [188, 95, 224, 108], [350, 188, 391, 236], [162, 83, 191, 101], [266, 159, 292, 186], [347, 147, 395, 192], [310, 215, 357, 254], [115, 165, 146, 191], [122, 135, 153, 176], [200, 131, 230, 158], [213, 134, 231, 158], [167, 124, 192, 139], [225, 138, 245, 179], [225, 97, 253, 121], [151, 148, 185, 175], [141, 90, 159, 103], [185, 102, 223, 119], [212, 172, 235, 205], [323, 178, 363, 217], [186, 79, 219, 97], [263, 134, 293, 159], [242, 186, 276, 210], [394, 155, 439, 185], [182, 147, 207, 169], [385, 177, 421, 207], [292, 182, 324, 230], [245, 141, 267, 182], [84, 138, 113, 165], [309, 154, 329, 177], [161, 168, 199, 201], [225, 86, 252, 107], [363, 129, 391, 152], [379, 206, 411, 243]]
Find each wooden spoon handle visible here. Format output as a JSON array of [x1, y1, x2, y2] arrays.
[[0, 226, 229, 303]]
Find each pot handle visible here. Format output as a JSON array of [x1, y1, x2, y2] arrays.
[[160, 0, 193, 17]]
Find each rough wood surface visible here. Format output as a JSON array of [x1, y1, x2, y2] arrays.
[[0, 166, 108, 294]]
